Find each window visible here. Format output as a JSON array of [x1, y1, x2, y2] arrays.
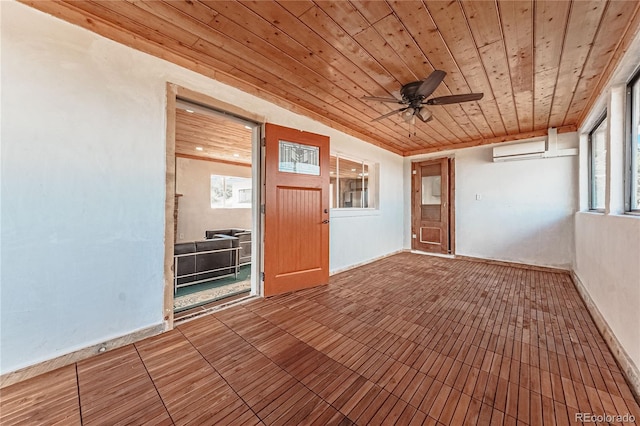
[[329, 154, 378, 209], [210, 175, 252, 208], [627, 70, 640, 212], [589, 115, 607, 211], [278, 140, 320, 175]]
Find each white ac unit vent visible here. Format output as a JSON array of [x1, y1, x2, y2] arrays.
[[492, 129, 578, 162], [492, 140, 546, 162]]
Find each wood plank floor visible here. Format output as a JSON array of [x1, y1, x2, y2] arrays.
[[2, 253, 639, 425]]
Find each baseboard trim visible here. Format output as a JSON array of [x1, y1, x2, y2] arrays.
[[454, 255, 571, 274], [330, 249, 404, 276], [0, 323, 165, 389], [409, 249, 455, 259], [571, 272, 640, 403]]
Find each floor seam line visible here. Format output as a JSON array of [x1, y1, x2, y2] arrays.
[[177, 325, 264, 423], [133, 343, 176, 425]]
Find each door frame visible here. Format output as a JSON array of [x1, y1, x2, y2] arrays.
[[411, 156, 456, 255], [164, 83, 265, 329]]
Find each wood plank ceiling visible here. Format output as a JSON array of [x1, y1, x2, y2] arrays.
[[23, 0, 640, 156], [175, 104, 253, 165]]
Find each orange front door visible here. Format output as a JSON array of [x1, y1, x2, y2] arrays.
[[263, 123, 330, 296]]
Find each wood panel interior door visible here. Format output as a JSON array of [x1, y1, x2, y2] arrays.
[[264, 123, 330, 296], [412, 158, 450, 254]]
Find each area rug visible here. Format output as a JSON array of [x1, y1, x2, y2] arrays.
[[174, 266, 251, 312]]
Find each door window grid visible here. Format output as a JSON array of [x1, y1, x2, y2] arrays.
[[278, 140, 320, 175]]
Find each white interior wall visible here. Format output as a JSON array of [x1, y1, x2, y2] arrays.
[[176, 157, 252, 242], [574, 214, 640, 366], [404, 133, 579, 269], [0, 2, 404, 374], [574, 28, 640, 378]]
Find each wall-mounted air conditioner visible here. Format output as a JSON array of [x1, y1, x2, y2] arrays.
[[492, 128, 578, 162], [492, 140, 546, 162]]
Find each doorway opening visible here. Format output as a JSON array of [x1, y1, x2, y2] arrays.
[[411, 158, 456, 255], [169, 94, 262, 319]]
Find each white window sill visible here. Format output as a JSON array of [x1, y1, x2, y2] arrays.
[[330, 208, 380, 218], [613, 212, 640, 220], [577, 211, 640, 220]]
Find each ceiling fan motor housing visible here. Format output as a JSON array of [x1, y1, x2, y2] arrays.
[[400, 81, 425, 103]]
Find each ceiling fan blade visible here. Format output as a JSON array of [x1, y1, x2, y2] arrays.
[[425, 93, 484, 105], [372, 107, 407, 122], [362, 96, 402, 104], [415, 70, 447, 98]]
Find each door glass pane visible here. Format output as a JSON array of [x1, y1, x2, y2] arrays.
[[278, 140, 320, 175], [422, 176, 442, 205]]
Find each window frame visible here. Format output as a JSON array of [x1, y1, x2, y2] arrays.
[[329, 153, 378, 210], [588, 113, 608, 212], [625, 67, 640, 214], [210, 174, 252, 209]]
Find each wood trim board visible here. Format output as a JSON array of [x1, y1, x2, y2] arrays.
[[454, 254, 572, 274], [175, 153, 252, 168], [164, 83, 178, 330], [448, 157, 456, 255]]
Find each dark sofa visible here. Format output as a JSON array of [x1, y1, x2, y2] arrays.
[[205, 229, 251, 265], [173, 234, 240, 291]]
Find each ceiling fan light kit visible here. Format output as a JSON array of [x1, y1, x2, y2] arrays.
[[402, 109, 414, 121], [416, 108, 432, 123], [364, 70, 484, 123]]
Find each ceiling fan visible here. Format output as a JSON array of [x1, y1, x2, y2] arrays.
[[363, 70, 483, 123]]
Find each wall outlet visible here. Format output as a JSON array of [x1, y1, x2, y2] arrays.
[[475, 194, 482, 200], [179, 233, 184, 240]]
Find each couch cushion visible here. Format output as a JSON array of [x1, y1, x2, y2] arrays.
[[195, 238, 237, 280], [232, 231, 251, 263], [205, 228, 249, 239], [174, 242, 196, 254], [174, 242, 196, 284], [205, 229, 233, 239], [211, 234, 240, 247]]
